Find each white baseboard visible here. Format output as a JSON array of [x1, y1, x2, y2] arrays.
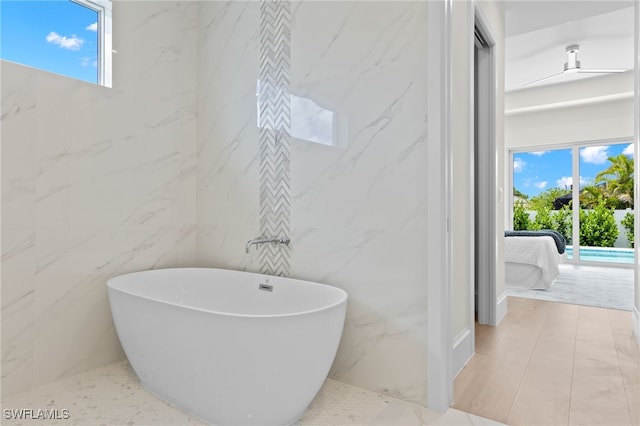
[[452, 328, 474, 378], [496, 291, 508, 325], [633, 305, 640, 346]]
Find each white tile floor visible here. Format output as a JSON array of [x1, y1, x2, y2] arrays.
[[505, 263, 634, 311], [1, 361, 504, 426]]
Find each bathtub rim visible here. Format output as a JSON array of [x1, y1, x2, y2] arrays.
[[107, 267, 348, 319]]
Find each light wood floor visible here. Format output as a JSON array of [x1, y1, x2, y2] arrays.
[[453, 297, 640, 426]]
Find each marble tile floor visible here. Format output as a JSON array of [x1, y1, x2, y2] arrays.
[[1, 361, 504, 426], [505, 263, 634, 311]]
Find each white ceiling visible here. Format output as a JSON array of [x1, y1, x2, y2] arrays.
[[505, 1, 635, 92]]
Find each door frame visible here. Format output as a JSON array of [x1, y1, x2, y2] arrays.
[[633, 0, 640, 344], [426, 0, 453, 411], [426, 0, 501, 411], [474, 5, 499, 327]]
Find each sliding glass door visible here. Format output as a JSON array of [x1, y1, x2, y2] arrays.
[[576, 143, 634, 264], [511, 140, 634, 266]]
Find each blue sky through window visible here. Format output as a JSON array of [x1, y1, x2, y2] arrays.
[[513, 142, 633, 198], [1, 0, 98, 84]]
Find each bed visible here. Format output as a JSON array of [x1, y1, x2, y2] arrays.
[[504, 231, 565, 290]]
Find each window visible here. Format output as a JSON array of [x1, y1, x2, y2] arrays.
[[1, 0, 112, 87], [256, 80, 347, 147], [510, 141, 635, 265]]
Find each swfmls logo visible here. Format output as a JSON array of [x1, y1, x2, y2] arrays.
[[3, 408, 70, 420]]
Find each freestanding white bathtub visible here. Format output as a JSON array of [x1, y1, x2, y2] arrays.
[[107, 268, 348, 426]]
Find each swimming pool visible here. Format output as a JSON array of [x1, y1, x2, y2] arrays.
[[565, 246, 634, 264]]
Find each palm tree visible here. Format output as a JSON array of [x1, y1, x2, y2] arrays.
[[595, 154, 634, 209], [579, 185, 606, 209]]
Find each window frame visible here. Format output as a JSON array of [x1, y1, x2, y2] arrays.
[[71, 0, 112, 87]]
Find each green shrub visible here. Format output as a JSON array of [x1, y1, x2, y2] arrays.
[[579, 200, 619, 247], [553, 205, 572, 244], [531, 205, 554, 231], [621, 211, 634, 248], [513, 201, 531, 230]]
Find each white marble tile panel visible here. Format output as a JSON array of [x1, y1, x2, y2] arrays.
[[291, 227, 428, 305], [1, 291, 35, 396], [2, 110, 36, 229], [116, 170, 185, 229], [112, 4, 199, 106], [290, 1, 426, 100], [1, 227, 36, 308], [290, 227, 428, 403], [34, 226, 185, 304], [288, 1, 428, 232], [30, 229, 190, 387], [196, 100, 260, 233], [291, 129, 428, 231], [176, 224, 198, 267], [197, 224, 261, 272], [179, 149, 198, 227], [33, 94, 73, 233], [2, 0, 198, 400], [35, 225, 104, 280], [33, 272, 124, 387], [34, 69, 102, 114], [197, 101, 259, 172], [1, 61, 36, 121], [34, 102, 68, 176], [197, 2, 259, 96], [333, 317, 428, 404]]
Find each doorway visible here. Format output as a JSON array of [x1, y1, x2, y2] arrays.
[[427, 0, 640, 414]]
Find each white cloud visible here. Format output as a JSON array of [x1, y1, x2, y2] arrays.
[[81, 56, 98, 68], [580, 146, 609, 164], [556, 176, 590, 189], [557, 177, 572, 188], [530, 151, 547, 156], [534, 181, 547, 189], [86, 22, 98, 32], [46, 31, 84, 51], [623, 143, 634, 156], [513, 158, 525, 173]]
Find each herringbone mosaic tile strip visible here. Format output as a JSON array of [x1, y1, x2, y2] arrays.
[[257, 0, 291, 277]]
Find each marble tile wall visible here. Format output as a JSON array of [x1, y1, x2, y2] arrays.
[[288, 1, 429, 404], [1, 1, 198, 396], [4, 0, 431, 406], [196, 1, 261, 270], [197, 1, 429, 405]]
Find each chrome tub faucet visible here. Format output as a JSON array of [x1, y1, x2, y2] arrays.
[[245, 236, 291, 253]]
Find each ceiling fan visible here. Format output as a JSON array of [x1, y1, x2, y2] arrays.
[[523, 44, 626, 87]]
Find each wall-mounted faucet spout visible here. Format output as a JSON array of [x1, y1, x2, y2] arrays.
[[245, 236, 291, 253]]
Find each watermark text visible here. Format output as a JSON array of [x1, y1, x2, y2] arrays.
[[3, 408, 70, 420]]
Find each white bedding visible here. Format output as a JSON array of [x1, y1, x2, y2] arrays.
[[504, 236, 561, 289]]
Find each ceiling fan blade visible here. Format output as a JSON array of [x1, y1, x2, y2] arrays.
[[577, 68, 626, 74], [522, 71, 565, 87], [522, 45, 627, 88]]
